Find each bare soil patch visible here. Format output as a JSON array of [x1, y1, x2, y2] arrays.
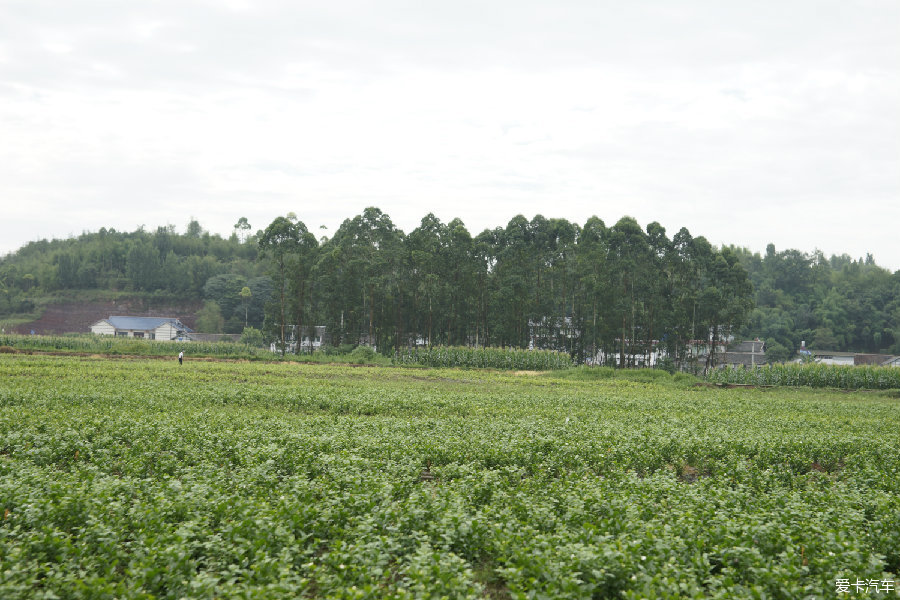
[[10, 300, 201, 335]]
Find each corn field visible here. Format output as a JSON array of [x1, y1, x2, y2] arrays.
[[393, 345, 573, 370], [0, 334, 271, 359], [707, 362, 900, 390]]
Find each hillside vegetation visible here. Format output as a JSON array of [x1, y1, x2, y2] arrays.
[[0, 220, 267, 334], [2, 211, 898, 363], [730, 245, 900, 361]]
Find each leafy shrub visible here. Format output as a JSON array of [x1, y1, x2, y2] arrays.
[[764, 341, 792, 363], [349, 345, 378, 363], [672, 372, 698, 385], [239, 326, 265, 347], [549, 366, 698, 387], [617, 369, 672, 383], [655, 356, 677, 374], [320, 344, 357, 356]]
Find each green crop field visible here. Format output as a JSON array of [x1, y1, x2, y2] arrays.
[[707, 363, 900, 391], [1, 355, 898, 599]]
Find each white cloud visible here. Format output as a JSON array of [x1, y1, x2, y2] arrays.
[[0, 0, 898, 269]]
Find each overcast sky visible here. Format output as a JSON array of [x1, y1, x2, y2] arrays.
[[2, 1, 898, 270]]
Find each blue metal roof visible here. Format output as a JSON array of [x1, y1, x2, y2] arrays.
[[106, 316, 188, 332]]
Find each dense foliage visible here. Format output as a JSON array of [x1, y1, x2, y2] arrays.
[[258, 210, 754, 371], [731, 245, 900, 359], [0, 355, 897, 598], [4, 211, 898, 363], [202, 274, 272, 333], [0, 220, 268, 332], [393, 345, 573, 371], [707, 363, 900, 390], [0, 221, 261, 297]]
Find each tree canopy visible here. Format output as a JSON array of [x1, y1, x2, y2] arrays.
[[257, 210, 760, 370], [3, 211, 896, 365]]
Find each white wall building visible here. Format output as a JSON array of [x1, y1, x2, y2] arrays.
[[810, 351, 857, 366], [90, 316, 191, 341]]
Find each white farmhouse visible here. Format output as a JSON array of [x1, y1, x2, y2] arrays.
[[811, 351, 860, 366], [90, 316, 191, 341]]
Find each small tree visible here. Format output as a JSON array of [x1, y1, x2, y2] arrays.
[[186, 219, 204, 238], [234, 217, 251, 243], [196, 300, 225, 333], [240, 286, 252, 327], [240, 326, 265, 347], [765, 341, 792, 364]]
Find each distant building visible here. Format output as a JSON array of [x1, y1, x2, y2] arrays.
[[90, 316, 191, 341], [723, 340, 767, 368], [586, 334, 732, 370], [589, 340, 666, 368], [809, 351, 857, 366], [805, 350, 899, 367], [855, 354, 891, 366], [270, 325, 327, 353]]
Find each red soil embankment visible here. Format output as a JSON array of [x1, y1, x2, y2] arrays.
[[10, 300, 200, 335]]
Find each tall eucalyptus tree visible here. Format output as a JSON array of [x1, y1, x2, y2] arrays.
[[258, 215, 318, 354], [607, 217, 651, 367], [316, 207, 404, 351]]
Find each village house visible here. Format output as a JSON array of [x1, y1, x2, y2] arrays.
[[723, 340, 767, 368], [808, 350, 860, 366], [811, 351, 899, 367], [854, 353, 895, 366], [90, 316, 192, 341]]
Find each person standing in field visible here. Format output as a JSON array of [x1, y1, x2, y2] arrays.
[[178, 350, 184, 365]]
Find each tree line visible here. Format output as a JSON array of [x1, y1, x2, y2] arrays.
[[259, 208, 754, 370], [3, 210, 897, 364]]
